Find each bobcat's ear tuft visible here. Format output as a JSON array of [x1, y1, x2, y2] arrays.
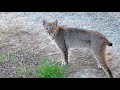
[[43, 20, 47, 26], [53, 20, 58, 26]]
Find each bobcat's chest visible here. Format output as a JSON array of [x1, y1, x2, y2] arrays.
[[48, 35, 61, 51]]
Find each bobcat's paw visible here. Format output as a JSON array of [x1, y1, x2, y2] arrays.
[[98, 64, 102, 69], [62, 61, 68, 65]]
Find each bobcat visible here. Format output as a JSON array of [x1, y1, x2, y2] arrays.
[[43, 20, 113, 78]]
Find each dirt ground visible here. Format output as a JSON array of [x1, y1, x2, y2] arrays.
[[0, 12, 120, 78]]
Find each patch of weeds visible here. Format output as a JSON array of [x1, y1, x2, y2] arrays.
[[37, 58, 68, 78], [7, 53, 16, 62], [15, 57, 68, 78], [0, 53, 16, 63], [15, 64, 25, 78], [0, 54, 5, 63], [15, 64, 38, 78]]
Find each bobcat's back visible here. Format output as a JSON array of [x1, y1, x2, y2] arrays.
[[63, 28, 92, 49], [43, 19, 112, 50]]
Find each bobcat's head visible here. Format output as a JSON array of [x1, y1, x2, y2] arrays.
[[43, 20, 58, 35]]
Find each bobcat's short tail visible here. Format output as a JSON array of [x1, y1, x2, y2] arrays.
[[108, 42, 113, 46], [106, 40, 113, 46], [103, 37, 113, 46]]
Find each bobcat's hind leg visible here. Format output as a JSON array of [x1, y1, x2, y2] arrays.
[[62, 48, 69, 65], [92, 44, 113, 78]]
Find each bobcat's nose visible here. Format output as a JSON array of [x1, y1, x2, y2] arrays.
[[47, 30, 52, 35]]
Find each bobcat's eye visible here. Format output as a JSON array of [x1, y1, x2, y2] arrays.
[[45, 27, 48, 30]]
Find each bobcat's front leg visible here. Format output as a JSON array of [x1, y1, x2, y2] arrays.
[[62, 49, 68, 65]]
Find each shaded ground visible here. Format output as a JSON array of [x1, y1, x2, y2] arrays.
[[0, 12, 120, 78]]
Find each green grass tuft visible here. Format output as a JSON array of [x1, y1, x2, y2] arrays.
[[37, 58, 68, 78]]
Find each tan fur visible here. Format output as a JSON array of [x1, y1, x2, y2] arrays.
[[42, 20, 113, 78]]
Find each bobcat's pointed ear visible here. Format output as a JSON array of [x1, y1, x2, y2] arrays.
[[53, 20, 58, 26], [43, 20, 47, 26]]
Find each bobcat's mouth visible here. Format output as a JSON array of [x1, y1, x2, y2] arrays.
[[47, 30, 51, 35], [47, 29, 55, 35], [47, 31, 52, 35]]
